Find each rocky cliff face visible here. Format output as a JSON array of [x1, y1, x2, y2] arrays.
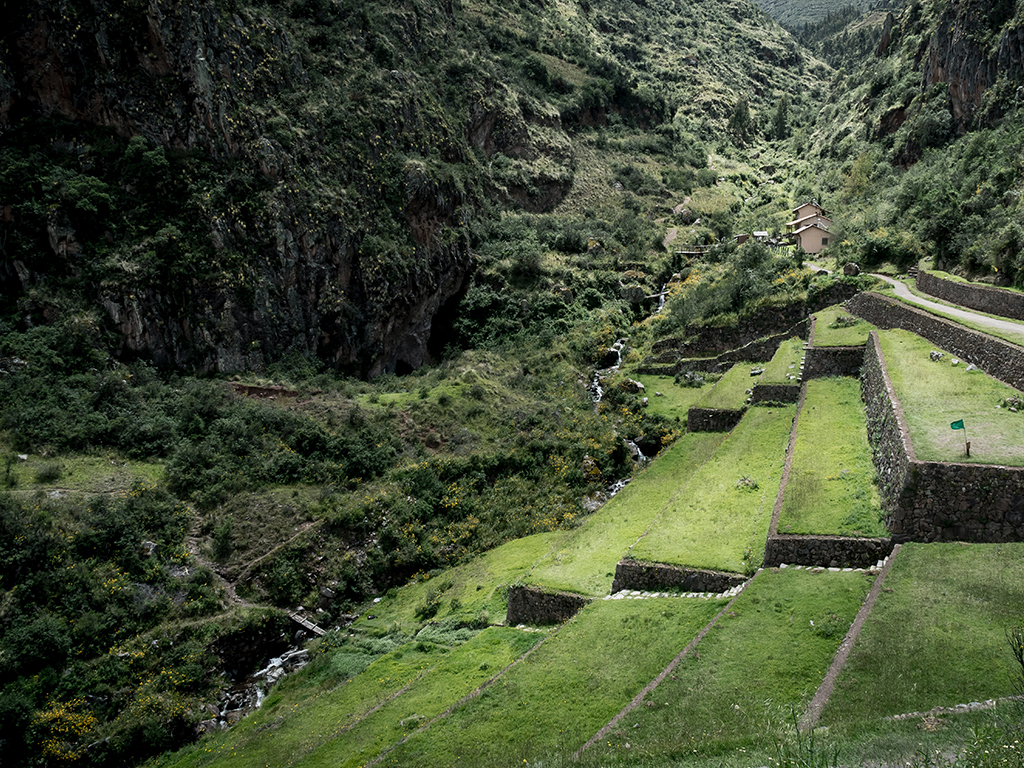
[[920, 0, 1023, 129], [0, 0, 579, 375]]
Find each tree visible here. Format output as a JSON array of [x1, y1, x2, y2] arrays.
[[728, 98, 753, 144], [770, 96, 789, 141]]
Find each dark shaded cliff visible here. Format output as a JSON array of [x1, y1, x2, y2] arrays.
[[0, 0, 507, 375]]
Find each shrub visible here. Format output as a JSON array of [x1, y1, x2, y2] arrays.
[[34, 462, 61, 484]]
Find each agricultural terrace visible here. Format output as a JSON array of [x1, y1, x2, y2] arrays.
[[812, 304, 877, 347], [778, 377, 886, 537], [821, 542, 1024, 728], [354, 532, 570, 635], [630, 373, 714, 422], [878, 330, 1024, 465], [379, 598, 725, 767], [159, 627, 540, 768], [696, 362, 762, 409], [759, 335, 805, 383], [525, 433, 728, 596], [587, 568, 874, 760], [630, 406, 795, 574]]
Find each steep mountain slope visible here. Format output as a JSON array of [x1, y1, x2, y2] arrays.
[[0, 0, 825, 376]]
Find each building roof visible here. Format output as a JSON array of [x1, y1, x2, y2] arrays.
[[786, 213, 832, 229], [791, 221, 830, 236]]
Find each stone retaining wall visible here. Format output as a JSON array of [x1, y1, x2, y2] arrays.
[[861, 331, 1024, 542], [764, 534, 894, 569], [847, 292, 1024, 390], [917, 270, 1024, 321], [803, 345, 865, 379], [640, 325, 807, 374], [611, 559, 747, 593], [750, 383, 800, 404], [687, 407, 745, 432], [505, 585, 590, 626], [674, 283, 860, 357]]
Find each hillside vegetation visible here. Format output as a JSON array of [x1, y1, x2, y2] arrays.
[[2, 0, 1024, 765]]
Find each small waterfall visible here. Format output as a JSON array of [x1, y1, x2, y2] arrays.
[[657, 283, 668, 313], [589, 339, 626, 404], [624, 438, 649, 464]]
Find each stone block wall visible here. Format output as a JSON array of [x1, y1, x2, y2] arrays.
[[917, 270, 1024, 321], [859, 333, 914, 504], [640, 326, 807, 374], [687, 407, 745, 432], [505, 586, 590, 626], [677, 283, 860, 356], [888, 462, 1024, 541], [612, 559, 747, 593], [847, 292, 1024, 390], [751, 383, 800, 404], [860, 330, 1024, 543], [764, 534, 894, 568], [803, 346, 866, 379]]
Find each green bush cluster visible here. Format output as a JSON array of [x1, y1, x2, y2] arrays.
[[0, 486, 223, 765]]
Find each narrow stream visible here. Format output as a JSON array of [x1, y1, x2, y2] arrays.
[[588, 337, 648, 504]]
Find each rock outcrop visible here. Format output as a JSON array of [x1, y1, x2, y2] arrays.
[[920, 0, 1024, 129], [0, 0, 575, 375]]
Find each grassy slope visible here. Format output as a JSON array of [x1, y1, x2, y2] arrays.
[[822, 542, 1024, 728], [159, 628, 541, 768], [380, 598, 725, 767], [777, 377, 886, 537], [879, 329, 1024, 465], [355, 532, 570, 633], [525, 432, 728, 596], [630, 407, 795, 573], [3, 453, 164, 495], [631, 375, 714, 422], [760, 335, 805, 383], [697, 363, 761, 409], [812, 304, 876, 347], [587, 568, 874, 760]]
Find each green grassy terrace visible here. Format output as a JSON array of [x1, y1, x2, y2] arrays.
[[157, 627, 541, 768], [354, 532, 570, 635], [629, 406, 795, 574], [524, 432, 728, 596], [631, 374, 714, 423], [379, 598, 726, 767], [879, 329, 1024, 465], [695, 362, 760, 410], [811, 304, 877, 347], [777, 377, 886, 537], [587, 567, 874, 762], [822, 542, 1024, 729], [758, 336, 805, 384]]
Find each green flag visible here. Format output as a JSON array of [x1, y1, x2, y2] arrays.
[[951, 419, 965, 430]]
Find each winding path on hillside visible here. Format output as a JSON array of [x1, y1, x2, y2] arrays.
[[872, 274, 1024, 339]]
